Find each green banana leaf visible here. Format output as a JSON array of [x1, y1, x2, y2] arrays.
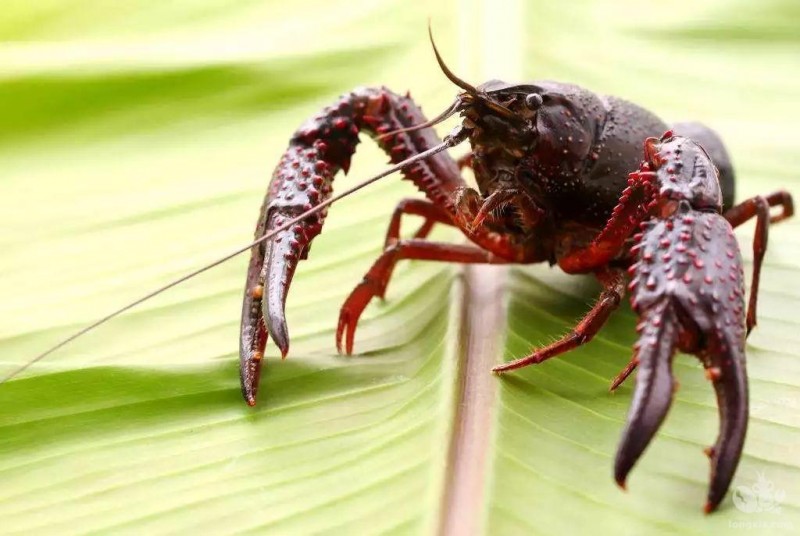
[[1, 0, 797, 534]]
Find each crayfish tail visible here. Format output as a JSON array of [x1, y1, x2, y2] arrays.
[[614, 301, 678, 488]]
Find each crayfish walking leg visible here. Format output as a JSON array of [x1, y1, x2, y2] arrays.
[[337, 239, 509, 354], [492, 269, 626, 372], [335, 193, 549, 354], [722, 190, 793, 334], [492, 167, 660, 372]]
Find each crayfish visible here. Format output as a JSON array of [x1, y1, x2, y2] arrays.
[[238, 32, 793, 512], [9, 31, 792, 514]]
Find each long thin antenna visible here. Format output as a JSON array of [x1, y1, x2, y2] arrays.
[[377, 99, 461, 141], [427, 22, 516, 122], [428, 23, 478, 94], [2, 127, 468, 384]]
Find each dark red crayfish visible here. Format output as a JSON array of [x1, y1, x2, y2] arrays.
[[239, 36, 793, 512]]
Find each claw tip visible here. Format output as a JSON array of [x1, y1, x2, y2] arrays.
[[615, 477, 627, 491], [703, 501, 716, 515], [268, 318, 290, 359], [265, 295, 291, 359], [246, 395, 257, 407]]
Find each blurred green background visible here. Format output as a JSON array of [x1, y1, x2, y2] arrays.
[[0, 0, 798, 534]]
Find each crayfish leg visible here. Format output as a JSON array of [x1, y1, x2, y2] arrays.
[[337, 239, 508, 355], [609, 357, 638, 392], [723, 190, 794, 335], [492, 269, 626, 372]]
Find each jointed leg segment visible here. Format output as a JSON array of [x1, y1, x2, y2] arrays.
[[493, 269, 626, 372], [383, 198, 454, 247], [336, 239, 508, 354], [724, 190, 793, 334]]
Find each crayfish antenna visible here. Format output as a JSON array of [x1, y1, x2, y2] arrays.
[[614, 302, 678, 489], [428, 22, 478, 94]]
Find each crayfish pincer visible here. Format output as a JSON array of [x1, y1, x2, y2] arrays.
[[240, 31, 793, 511]]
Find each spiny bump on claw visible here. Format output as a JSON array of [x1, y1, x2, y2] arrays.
[[705, 366, 722, 381], [250, 285, 264, 300]]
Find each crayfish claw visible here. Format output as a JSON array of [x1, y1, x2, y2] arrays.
[[260, 213, 309, 361], [266, 308, 290, 360], [240, 86, 468, 404], [623, 196, 749, 511]]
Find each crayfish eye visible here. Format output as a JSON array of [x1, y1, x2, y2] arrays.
[[524, 93, 543, 110]]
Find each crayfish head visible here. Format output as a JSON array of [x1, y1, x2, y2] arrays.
[[458, 81, 543, 157], [453, 83, 553, 237]]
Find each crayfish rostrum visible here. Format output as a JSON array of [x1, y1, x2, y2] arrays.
[[239, 32, 793, 512]]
